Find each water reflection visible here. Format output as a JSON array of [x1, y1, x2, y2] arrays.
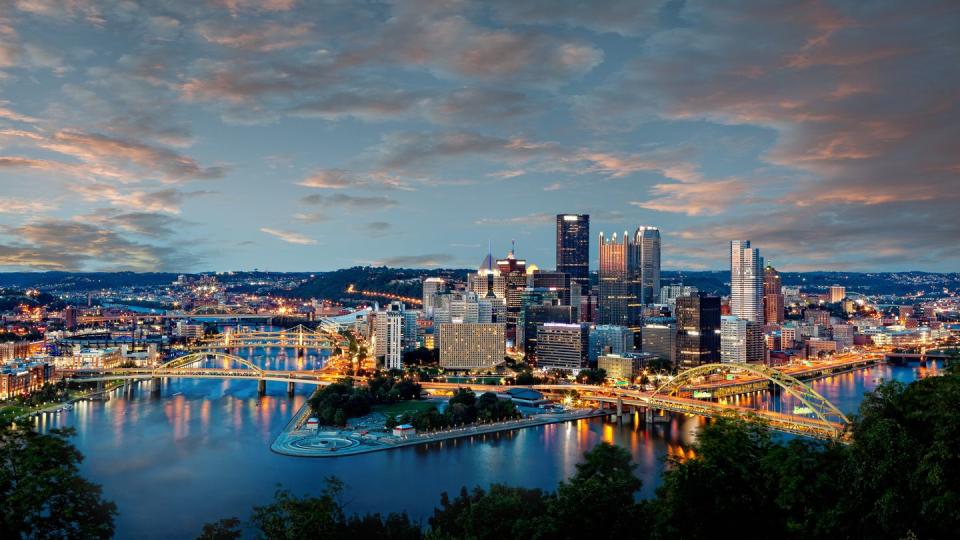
[[31, 350, 929, 539]]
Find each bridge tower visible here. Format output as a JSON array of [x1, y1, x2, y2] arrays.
[[257, 379, 266, 396]]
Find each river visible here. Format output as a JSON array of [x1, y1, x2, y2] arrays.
[[34, 349, 941, 539]]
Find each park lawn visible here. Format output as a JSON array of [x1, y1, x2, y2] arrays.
[[372, 400, 438, 417]]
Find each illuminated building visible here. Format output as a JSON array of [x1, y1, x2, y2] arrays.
[[556, 214, 590, 289], [730, 240, 764, 323], [676, 293, 721, 367], [588, 325, 633, 362], [598, 353, 645, 380], [763, 265, 785, 324], [536, 323, 589, 371], [661, 285, 698, 310], [0, 362, 55, 400], [438, 323, 506, 370], [528, 270, 572, 306], [828, 285, 846, 303], [518, 289, 574, 360], [721, 316, 765, 363], [641, 323, 676, 366], [597, 231, 642, 327], [636, 226, 661, 304], [373, 302, 405, 370], [422, 277, 446, 316]]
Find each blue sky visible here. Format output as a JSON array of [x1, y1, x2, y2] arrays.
[[0, 0, 957, 273]]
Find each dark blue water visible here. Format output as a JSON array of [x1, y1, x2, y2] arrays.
[[35, 353, 936, 539]]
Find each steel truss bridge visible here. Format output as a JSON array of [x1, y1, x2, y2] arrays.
[[59, 358, 851, 441], [191, 325, 348, 353]]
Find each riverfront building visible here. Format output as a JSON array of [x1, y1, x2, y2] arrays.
[[588, 325, 633, 362], [536, 323, 589, 371], [438, 323, 506, 370]]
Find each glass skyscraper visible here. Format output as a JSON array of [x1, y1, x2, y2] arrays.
[[730, 240, 764, 323], [556, 214, 589, 288]]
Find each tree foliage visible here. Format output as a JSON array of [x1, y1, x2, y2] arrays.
[[0, 426, 117, 539]]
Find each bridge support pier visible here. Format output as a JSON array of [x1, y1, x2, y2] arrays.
[[616, 397, 623, 420], [151, 377, 161, 394], [645, 407, 653, 424], [287, 381, 295, 397], [257, 379, 266, 396], [297, 347, 305, 359]]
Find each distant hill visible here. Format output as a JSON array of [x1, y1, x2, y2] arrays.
[[277, 266, 471, 303], [0, 272, 180, 290]]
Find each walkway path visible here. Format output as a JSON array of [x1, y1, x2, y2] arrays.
[[271, 408, 607, 458]]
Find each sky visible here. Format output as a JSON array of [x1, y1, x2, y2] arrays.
[[0, 0, 957, 273]]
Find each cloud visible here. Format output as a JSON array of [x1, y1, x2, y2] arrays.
[[298, 169, 410, 191], [301, 193, 398, 210], [69, 184, 210, 214], [630, 179, 749, 216], [259, 227, 317, 245], [0, 218, 199, 271], [487, 0, 662, 36], [364, 221, 392, 237], [475, 213, 554, 225], [289, 89, 425, 121], [375, 253, 455, 268], [0, 197, 56, 214]]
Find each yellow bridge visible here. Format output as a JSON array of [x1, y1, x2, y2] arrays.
[[192, 325, 348, 353]]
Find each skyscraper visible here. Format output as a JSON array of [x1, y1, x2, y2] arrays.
[[556, 214, 589, 289], [422, 277, 446, 316], [720, 316, 765, 363], [730, 240, 764, 323], [763, 265, 784, 324], [636, 226, 661, 304], [597, 231, 642, 327], [676, 293, 721, 367]]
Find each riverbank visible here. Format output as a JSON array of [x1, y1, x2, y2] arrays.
[[271, 407, 607, 457], [4, 380, 125, 425]]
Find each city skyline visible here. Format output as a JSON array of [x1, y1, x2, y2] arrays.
[[0, 1, 957, 273]]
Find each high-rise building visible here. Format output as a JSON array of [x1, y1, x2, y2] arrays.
[[518, 288, 573, 360], [438, 323, 506, 370], [556, 214, 590, 289], [536, 323, 590, 371], [597, 231, 642, 327], [676, 293, 721, 367], [528, 270, 572, 306], [641, 323, 676, 366], [422, 277, 446, 316], [373, 302, 405, 370], [721, 316, 765, 363], [588, 325, 633, 362], [730, 240, 764, 323], [63, 305, 77, 330], [636, 226, 661, 304], [828, 285, 846, 304], [661, 285, 698, 310], [763, 265, 784, 324]]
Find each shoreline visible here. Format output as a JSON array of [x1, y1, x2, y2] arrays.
[[271, 407, 608, 458]]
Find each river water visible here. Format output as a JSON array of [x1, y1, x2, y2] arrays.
[[34, 348, 941, 539]]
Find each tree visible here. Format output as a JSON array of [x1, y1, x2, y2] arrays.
[[428, 485, 548, 540], [576, 368, 607, 384], [544, 442, 643, 539], [0, 426, 117, 539], [196, 518, 242, 540]]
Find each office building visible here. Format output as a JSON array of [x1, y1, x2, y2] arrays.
[[536, 323, 589, 371], [828, 285, 846, 304], [636, 226, 661, 304], [676, 293, 721, 367], [597, 231, 642, 327], [598, 354, 644, 381], [438, 323, 506, 370], [641, 323, 676, 366], [588, 325, 633, 362], [763, 265, 785, 324], [518, 288, 574, 359], [730, 240, 764, 323], [661, 285, 698, 309], [556, 214, 590, 289], [721, 316, 765, 363], [422, 277, 446, 316], [528, 270, 573, 306]]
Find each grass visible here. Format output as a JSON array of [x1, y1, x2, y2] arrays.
[[372, 400, 438, 417]]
